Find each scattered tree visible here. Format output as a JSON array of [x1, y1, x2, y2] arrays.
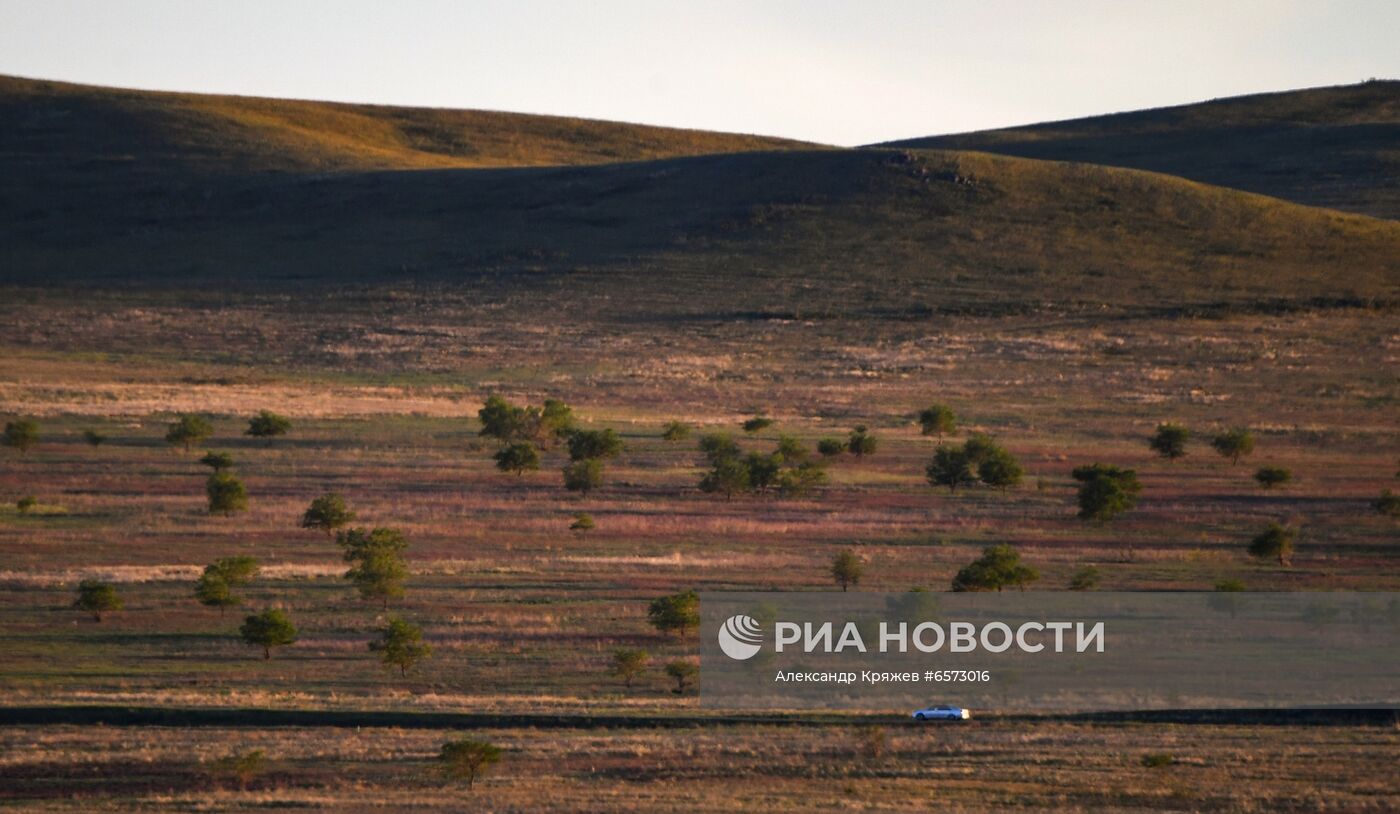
[[1148, 423, 1191, 460], [74, 579, 122, 621], [494, 441, 540, 476], [2, 419, 39, 455], [206, 472, 249, 516], [846, 425, 878, 457], [1376, 490, 1400, 518], [1254, 466, 1292, 489], [300, 493, 356, 538], [742, 415, 774, 434], [918, 404, 957, 442], [82, 429, 107, 447], [699, 456, 751, 500], [539, 399, 576, 442], [196, 556, 259, 615], [199, 451, 235, 472], [977, 446, 1024, 491], [816, 437, 846, 457], [239, 608, 298, 659], [951, 544, 1039, 592], [611, 648, 650, 688], [1211, 428, 1255, 465], [370, 617, 433, 677], [438, 739, 502, 791], [338, 527, 409, 608], [775, 434, 807, 464], [777, 461, 829, 498], [1072, 464, 1142, 523], [245, 410, 292, 441], [569, 512, 595, 534], [16, 495, 38, 515], [478, 396, 574, 447], [661, 421, 692, 442], [1068, 565, 1101, 591], [648, 590, 700, 637], [745, 451, 782, 493], [665, 660, 698, 694], [566, 428, 624, 461], [166, 414, 213, 452], [926, 446, 975, 493], [698, 433, 742, 464], [563, 458, 604, 495], [1248, 522, 1296, 567], [830, 550, 865, 592], [209, 749, 268, 791]]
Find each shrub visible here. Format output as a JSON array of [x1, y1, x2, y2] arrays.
[[1068, 565, 1101, 591], [1254, 466, 1292, 489], [206, 472, 249, 516], [816, 437, 846, 457], [1148, 423, 1190, 459], [199, 451, 235, 472], [494, 441, 540, 475], [648, 590, 699, 636], [1072, 464, 1142, 523], [16, 495, 38, 514], [300, 493, 356, 537], [245, 410, 291, 440], [918, 404, 957, 441], [370, 617, 432, 677], [74, 579, 122, 621], [1248, 522, 1296, 566], [165, 414, 213, 452], [569, 512, 595, 533], [775, 434, 807, 463], [777, 461, 828, 498], [2, 419, 39, 455], [742, 415, 774, 434], [1373, 490, 1400, 518], [82, 429, 107, 446], [338, 527, 409, 608], [566, 429, 623, 461], [209, 749, 268, 791], [699, 456, 751, 500], [661, 420, 691, 442], [611, 648, 650, 688], [846, 425, 878, 457], [563, 458, 604, 495], [830, 550, 865, 592], [1141, 753, 1175, 768], [665, 660, 698, 694], [978, 446, 1024, 491], [926, 446, 975, 493], [196, 556, 259, 615], [438, 739, 502, 791], [698, 433, 742, 464], [239, 609, 297, 659], [952, 544, 1039, 592], [1210, 427, 1255, 465]]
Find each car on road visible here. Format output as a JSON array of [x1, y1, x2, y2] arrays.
[[911, 704, 970, 721]]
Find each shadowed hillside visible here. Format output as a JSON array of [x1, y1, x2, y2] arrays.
[[879, 81, 1400, 220], [0, 74, 814, 173]]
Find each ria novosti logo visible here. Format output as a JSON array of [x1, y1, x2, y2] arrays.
[[718, 614, 764, 660]]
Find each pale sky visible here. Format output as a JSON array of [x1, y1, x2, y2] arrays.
[[2, 0, 1397, 145]]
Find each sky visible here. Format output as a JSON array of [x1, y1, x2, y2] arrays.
[[2, 0, 1397, 146]]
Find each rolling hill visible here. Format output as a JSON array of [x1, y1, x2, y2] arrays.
[[879, 81, 1400, 220], [3, 76, 1398, 319]]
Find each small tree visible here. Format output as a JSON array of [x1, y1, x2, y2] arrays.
[[775, 434, 807, 464], [200, 451, 235, 472], [438, 739, 502, 791], [648, 590, 700, 637], [1068, 565, 1101, 591], [918, 405, 957, 442], [74, 579, 122, 621], [830, 550, 865, 592], [569, 512, 595, 534], [478, 395, 529, 442], [846, 425, 877, 457], [2, 419, 39, 456], [239, 608, 297, 659], [563, 458, 604, 495], [951, 544, 1039, 592], [339, 527, 409, 608], [745, 452, 782, 493], [1148, 423, 1190, 460], [665, 660, 698, 694], [926, 446, 975, 493], [166, 414, 213, 452], [698, 433, 742, 464], [539, 399, 576, 442], [566, 429, 624, 461], [494, 441, 540, 476], [196, 556, 259, 615], [1376, 490, 1400, 518], [370, 617, 433, 677], [245, 410, 292, 441], [210, 749, 267, 791], [16, 495, 38, 514], [83, 429, 107, 446], [978, 447, 1024, 491], [206, 472, 249, 516], [611, 648, 650, 688], [662, 421, 692, 442], [742, 415, 774, 434], [300, 493, 356, 538], [777, 461, 828, 498], [1248, 522, 1296, 566], [1211, 428, 1255, 465], [699, 457, 750, 500], [1072, 464, 1142, 523], [1254, 466, 1292, 489], [816, 437, 846, 457]]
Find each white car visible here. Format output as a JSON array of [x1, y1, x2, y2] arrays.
[[911, 704, 970, 721]]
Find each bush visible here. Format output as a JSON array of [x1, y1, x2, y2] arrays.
[[742, 415, 774, 434], [569, 512, 595, 533], [74, 579, 122, 621], [926, 446, 975, 493], [1211, 427, 1255, 465], [245, 410, 291, 440], [300, 493, 356, 537], [816, 437, 846, 457], [239, 609, 297, 659], [648, 590, 699, 636], [16, 495, 38, 514], [2, 419, 39, 455], [209, 749, 268, 791], [563, 458, 604, 494], [82, 429, 107, 446], [1248, 522, 1296, 566], [918, 404, 957, 440], [339, 527, 409, 608], [438, 739, 502, 791], [165, 414, 213, 452], [952, 544, 1039, 592], [665, 660, 698, 694], [1148, 423, 1190, 459], [1141, 753, 1175, 768], [830, 550, 865, 591], [1254, 466, 1292, 488], [370, 617, 432, 677], [1373, 490, 1400, 518], [661, 420, 691, 442], [611, 648, 650, 688], [206, 473, 249, 516], [199, 451, 235, 472], [566, 429, 623, 461], [494, 441, 540, 475], [846, 425, 877, 457], [1068, 565, 1100, 591], [1072, 464, 1142, 523]]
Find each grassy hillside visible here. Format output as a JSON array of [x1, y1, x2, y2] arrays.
[[0, 74, 814, 173], [6, 145, 1398, 317], [879, 81, 1400, 220]]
